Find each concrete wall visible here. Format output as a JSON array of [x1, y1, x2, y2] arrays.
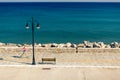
[[0, 47, 76, 54], [0, 47, 120, 54], [78, 48, 120, 53]]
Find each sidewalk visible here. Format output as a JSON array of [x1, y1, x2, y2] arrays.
[[0, 65, 120, 80], [0, 52, 120, 66], [0, 52, 120, 80]]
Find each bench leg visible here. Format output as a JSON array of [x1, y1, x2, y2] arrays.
[[54, 61, 56, 65], [42, 60, 43, 64]]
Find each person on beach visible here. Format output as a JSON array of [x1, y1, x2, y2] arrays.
[[20, 46, 27, 57]]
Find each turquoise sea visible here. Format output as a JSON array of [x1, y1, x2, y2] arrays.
[[0, 2, 120, 44]]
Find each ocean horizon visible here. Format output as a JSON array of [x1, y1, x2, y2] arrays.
[[0, 2, 120, 44]]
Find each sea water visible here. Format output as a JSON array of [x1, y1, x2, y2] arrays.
[[0, 2, 120, 44]]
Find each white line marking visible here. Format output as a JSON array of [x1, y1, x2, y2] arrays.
[[0, 65, 120, 68]]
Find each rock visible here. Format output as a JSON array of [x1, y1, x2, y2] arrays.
[[45, 44, 51, 48], [110, 42, 119, 48], [17, 44, 22, 47], [114, 42, 119, 48], [83, 41, 89, 45], [38, 44, 42, 47], [98, 42, 106, 48], [118, 43, 120, 48], [2, 41, 120, 49], [41, 44, 52, 48], [0, 42, 6, 47], [105, 45, 111, 48], [51, 43, 58, 47], [66, 43, 72, 47], [58, 44, 65, 48], [35, 44, 41, 47], [71, 44, 77, 48], [83, 41, 108, 48], [83, 41, 93, 48], [93, 42, 100, 48], [23, 44, 30, 47], [41, 44, 45, 47], [85, 43, 93, 48], [77, 44, 85, 48]]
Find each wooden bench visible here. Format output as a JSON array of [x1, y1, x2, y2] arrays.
[[42, 58, 56, 64]]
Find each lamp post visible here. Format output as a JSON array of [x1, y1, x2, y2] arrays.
[[25, 17, 40, 65]]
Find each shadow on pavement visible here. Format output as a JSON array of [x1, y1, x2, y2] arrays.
[[0, 58, 3, 60], [12, 56, 30, 59], [4, 59, 32, 65], [12, 56, 21, 58], [2, 56, 32, 65]]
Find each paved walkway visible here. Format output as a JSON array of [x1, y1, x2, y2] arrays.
[[0, 52, 120, 66], [0, 65, 120, 80], [0, 52, 120, 80]]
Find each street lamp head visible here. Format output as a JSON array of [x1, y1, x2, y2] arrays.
[[25, 23, 29, 29], [36, 23, 40, 29]]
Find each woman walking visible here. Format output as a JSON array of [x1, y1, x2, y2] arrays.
[[20, 46, 27, 57]]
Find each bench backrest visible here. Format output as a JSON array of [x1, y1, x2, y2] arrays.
[[42, 58, 56, 61]]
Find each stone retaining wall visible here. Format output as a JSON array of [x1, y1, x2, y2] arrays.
[[78, 48, 120, 53], [0, 47, 76, 54], [0, 47, 120, 54]]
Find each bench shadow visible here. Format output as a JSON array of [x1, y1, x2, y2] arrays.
[[38, 62, 56, 65], [13, 61, 32, 65]]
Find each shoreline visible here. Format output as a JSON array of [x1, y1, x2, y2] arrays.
[[0, 41, 120, 48], [0, 41, 120, 54]]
